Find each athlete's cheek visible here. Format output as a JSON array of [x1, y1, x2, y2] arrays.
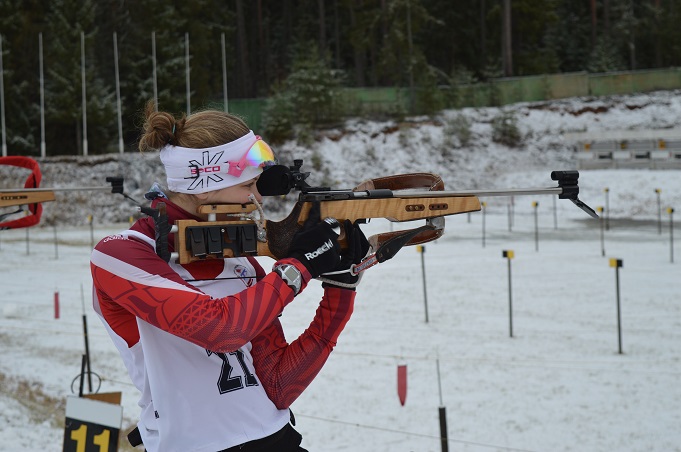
[[250, 185, 263, 203], [250, 191, 263, 203]]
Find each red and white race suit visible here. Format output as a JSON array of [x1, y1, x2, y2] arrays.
[[91, 199, 355, 452]]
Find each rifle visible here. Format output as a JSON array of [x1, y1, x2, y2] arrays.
[[0, 180, 127, 207], [0, 156, 129, 229], [147, 160, 598, 273]]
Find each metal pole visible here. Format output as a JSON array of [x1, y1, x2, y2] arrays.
[[553, 195, 558, 229], [508, 259, 513, 337], [438, 407, 448, 452], [78, 354, 86, 397], [669, 208, 675, 264], [507, 203, 512, 232], [502, 0, 513, 76], [436, 357, 443, 406], [604, 187, 610, 231], [0, 34, 7, 157], [221, 33, 229, 113], [81, 32, 88, 156], [616, 265, 622, 354], [53, 224, 58, 259], [510, 196, 515, 229], [185, 32, 191, 115], [503, 250, 514, 337], [152, 32, 158, 111], [81, 284, 92, 392], [406, 0, 415, 114], [533, 201, 539, 252], [508, 257, 513, 337], [88, 214, 94, 249], [609, 258, 624, 354], [656, 189, 661, 235], [481, 202, 486, 248], [39, 33, 46, 157], [598, 206, 605, 256], [419, 245, 429, 323], [436, 358, 448, 452], [113, 32, 124, 154]]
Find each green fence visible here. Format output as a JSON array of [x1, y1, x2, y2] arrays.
[[589, 68, 681, 96], [226, 67, 681, 131], [223, 98, 268, 133]]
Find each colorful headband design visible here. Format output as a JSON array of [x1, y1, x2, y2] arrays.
[[160, 131, 275, 194]]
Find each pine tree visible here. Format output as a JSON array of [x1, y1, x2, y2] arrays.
[[44, 0, 116, 155], [0, 0, 48, 155]]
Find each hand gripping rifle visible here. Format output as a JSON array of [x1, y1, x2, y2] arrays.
[[148, 160, 598, 275]]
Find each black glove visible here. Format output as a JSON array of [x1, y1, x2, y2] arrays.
[[287, 202, 342, 278], [322, 220, 371, 290]]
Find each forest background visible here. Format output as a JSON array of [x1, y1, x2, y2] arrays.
[[1, 0, 680, 156]]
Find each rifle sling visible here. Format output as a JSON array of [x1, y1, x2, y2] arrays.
[[353, 172, 444, 192]]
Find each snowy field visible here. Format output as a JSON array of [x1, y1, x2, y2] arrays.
[[0, 166, 679, 451], [2, 89, 681, 451]]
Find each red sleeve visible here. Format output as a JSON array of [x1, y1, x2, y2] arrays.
[[91, 233, 311, 353], [249, 286, 355, 409]]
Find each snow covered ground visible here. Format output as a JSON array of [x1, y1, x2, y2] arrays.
[[1, 91, 680, 451]]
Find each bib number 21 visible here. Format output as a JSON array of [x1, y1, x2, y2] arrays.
[[207, 349, 259, 394]]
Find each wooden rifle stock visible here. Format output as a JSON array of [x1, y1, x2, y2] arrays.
[[0, 190, 56, 207], [173, 172, 482, 264]]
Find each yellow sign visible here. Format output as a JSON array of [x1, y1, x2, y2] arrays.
[[63, 395, 122, 452], [609, 258, 623, 268]]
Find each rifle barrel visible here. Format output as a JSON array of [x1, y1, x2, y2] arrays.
[[0, 186, 111, 193], [399, 187, 563, 198]]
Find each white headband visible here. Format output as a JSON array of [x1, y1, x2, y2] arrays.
[[160, 131, 264, 194]]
